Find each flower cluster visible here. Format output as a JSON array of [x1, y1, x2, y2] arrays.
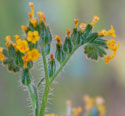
[[45, 95, 106, 116], [0, 2, 120, 86]]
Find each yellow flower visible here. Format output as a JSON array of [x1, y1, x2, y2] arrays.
[[97, 104, 106, 115], [107, 25, 116, 38], [98, 25, 116, 38], [74, 18, 79, 28], [91, 16, 100, 26], [29, 2, 34, 18], [79, 23, 86, 32], [37, 11, 45, 24], [72, 107, 82, 115], [16, 40, 29, 53], [98, 29, 107, 36], [5, 35, 12, 47], [0, 47, 4, 61], [28, 49, 41, 61], [27, 31, 40, 44], [22, 49, 41, 68], [22, 52, 31, 68], [45, 113, 56, 116], [104, 39, 120, 64]]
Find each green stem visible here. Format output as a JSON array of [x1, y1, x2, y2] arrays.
[[39, 45, 79, 116], [50, 46, 78, 84], [40, 45, 50, 116], [28, 83, 39, 116], [39, 84, 50, 116]]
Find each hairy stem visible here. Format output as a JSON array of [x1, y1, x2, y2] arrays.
[[40, 45, 50, 116], [39, 84, 50, 116], [28, 83, 39, 116], [40, 45, 79, 116]]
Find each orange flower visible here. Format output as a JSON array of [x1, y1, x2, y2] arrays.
[[0, 47, 4, 61], [5, 35, 12, 47], [79, 23, 86, 32], [104, 40, 120, 64], [50, 54, 54, 61], [66, 29, 71, 38], [30, 19, 37, 27], [74, 18, 79, 28], [21, 25, 28, 31], [104, 56, 114, 64], [56, 35, 61, 45], [29, 2, 34, 18], [37, 11, 45, 24], [28, 12, 33, 20]]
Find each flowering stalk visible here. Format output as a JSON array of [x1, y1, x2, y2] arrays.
[[0, 2, 120, 116]]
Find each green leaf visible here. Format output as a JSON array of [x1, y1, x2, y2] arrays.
[[85, 33, 98, 43], [84, 38, 107, 60], [71, 28, 79, 45], [84, 24, 92, 37]]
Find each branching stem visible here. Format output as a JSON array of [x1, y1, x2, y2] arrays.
[[50, 46, 78, 84]]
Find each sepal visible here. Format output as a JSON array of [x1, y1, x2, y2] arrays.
[[55, 44, 65, 63], [71, 28, 79, 45], [48, 55, 56, 77], [63, 37, 73, 54]]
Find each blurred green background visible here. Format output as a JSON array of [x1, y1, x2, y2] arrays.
[[0, 0, 124, 116]]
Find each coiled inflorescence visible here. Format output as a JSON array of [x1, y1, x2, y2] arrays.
[[0, 2, 119, 86]]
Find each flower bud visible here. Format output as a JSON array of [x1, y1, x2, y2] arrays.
[[48, 54, 56, 77], [71, 28, 79, 45], [8, 44, 16, 57], [63, 36, 73, 54], [16, 51, 24, 67], [22, 68, 31, 85], [27, 61, 33, 69], [55, 36, 65, 63], [2, 49, 9, 57]]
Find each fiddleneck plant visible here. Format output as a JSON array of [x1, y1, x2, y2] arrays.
[[0, 2, 119, 116]]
